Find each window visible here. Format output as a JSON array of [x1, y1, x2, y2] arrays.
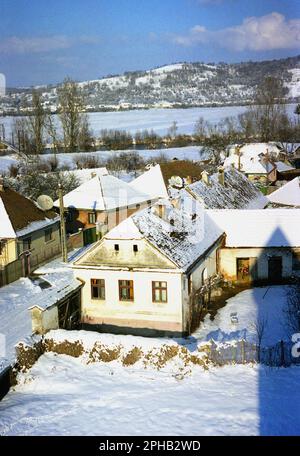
[[133, 244, 138, 252], [44, 227, 53, 242], [152, 281, 168, 303], [88, 212, 96, 224], [114, 244, 119, 252], [119, 280, 134, 301], [293, 252, 300, 271], [91, 279, 105, 300], [22, 237, 31, 251]]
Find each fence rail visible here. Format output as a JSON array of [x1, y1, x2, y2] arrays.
[[208, 339, 300, 367]]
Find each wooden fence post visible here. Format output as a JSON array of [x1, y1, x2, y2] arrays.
[[241, 339, 245, 364]]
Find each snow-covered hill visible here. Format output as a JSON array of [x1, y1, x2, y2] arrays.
[[2, 56, 300, 114]]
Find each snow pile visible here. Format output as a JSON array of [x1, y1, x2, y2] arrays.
[[41, 329, 209, 375]]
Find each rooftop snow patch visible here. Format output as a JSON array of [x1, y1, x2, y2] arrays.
[[54, 174, 155, 211], [63, 167, 108, 185], [187, 167, 268, 209], [131, 192, 224, 271], [209, 209, 300, 248], [129, 164, 168, 200], [227, 142, 281, 158], [0, 198, 16, 238], [267, 178, 300, 207], [0, 187, 58, 236], [223, 155, 275, 174], [275, 162, 295, 173]]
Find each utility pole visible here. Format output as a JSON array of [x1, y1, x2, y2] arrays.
[[58, 184, 68, 262], [236, 145, 241, 172]]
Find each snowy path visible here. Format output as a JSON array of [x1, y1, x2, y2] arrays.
[[0, 353, 299, 436]]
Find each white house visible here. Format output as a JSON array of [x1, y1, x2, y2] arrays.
[[209, 209, 300, 283], [54, 165, 167, 244], [224, 143, 295, 184], [72, 192, 225, 337]]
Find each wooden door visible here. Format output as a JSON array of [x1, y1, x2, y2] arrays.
[[268, 256, 282, 282]]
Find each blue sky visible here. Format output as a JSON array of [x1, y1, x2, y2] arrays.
[[0, 0, 299, 86]]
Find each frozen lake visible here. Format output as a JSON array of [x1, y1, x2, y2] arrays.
[[0, 104, 297, 138]]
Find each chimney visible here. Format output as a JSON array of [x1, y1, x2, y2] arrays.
[[218, 167, 225, 186], [171, 196, 181, 209], [152, 203, 166, 220], [185, 175, 192, 186], [201, 170, 209, 185]]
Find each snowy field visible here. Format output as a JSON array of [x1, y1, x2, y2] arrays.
[[1, 104, 297, 138], [0, 352, 299, 436]]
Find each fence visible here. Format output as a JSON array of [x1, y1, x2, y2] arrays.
[[0, 243, 62, 287], [208, 339, 300, 367]]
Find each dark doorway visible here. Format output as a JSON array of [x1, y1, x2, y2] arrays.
[[83, 227, 97, 245], [237, 258, 250, 282], [268, 256, 282, 282]]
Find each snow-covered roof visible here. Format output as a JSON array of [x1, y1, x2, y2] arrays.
[[187, 167, 268, 209], [275, 162, 295, 173], [16, 216, 60, 238], [132, 193, 224, 271], [224, 155, 275, 174], [227, 142, 281, 158], [74, 192, 224, 272], [129, 164, 168, 199], [54, 174, 155, 211], [0, 186, 58, 239], [105, 217, 144, 240], [63, 167, 108, 185], [267, 178, 300, 207], [28, 276, 83, 311], [0, 198, 16, 238], [209, 209, 300, 248]]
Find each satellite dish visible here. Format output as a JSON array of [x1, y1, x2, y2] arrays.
[[169, 175, 184, 189], [37, 194, 54, 211]]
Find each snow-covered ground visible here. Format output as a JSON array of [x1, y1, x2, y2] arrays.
[[0, 352, 299, 436], [194, 286, 293, 346], [1, 104, 297, 139], [0, 106, 249, 139], [0, 280, 298, 435]]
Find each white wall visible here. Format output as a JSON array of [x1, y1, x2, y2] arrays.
[[75, 267, 183, 333], [219, 247, 294, 281]]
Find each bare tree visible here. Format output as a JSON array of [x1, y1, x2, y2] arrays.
[[252, 76, 287, 142], [285, 281, 300, 334], [27, 90, 46, 154], [57, 77, 85, 152], [252, 316, 268, 362]]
